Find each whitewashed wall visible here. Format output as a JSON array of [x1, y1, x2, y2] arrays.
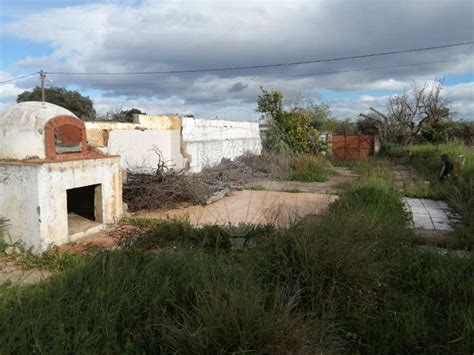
[[86, 116, 262, 173], [182, 117, 262, 172], [105, 130, 183, 172], [85, 118, 185, 172]]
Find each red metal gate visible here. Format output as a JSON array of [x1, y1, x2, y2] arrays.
[[332, 134, 374, 160]]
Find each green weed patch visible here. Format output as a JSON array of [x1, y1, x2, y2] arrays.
[[282, 154, 336, 182]]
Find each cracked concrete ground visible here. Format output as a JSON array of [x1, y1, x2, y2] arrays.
[[136, 190, 338, 227], [0, 256, 52, 286]]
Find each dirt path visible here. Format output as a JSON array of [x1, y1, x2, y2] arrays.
[[391, 163, 430, 195], [244, 167, 359, 194], [134, 167, 358, 227]]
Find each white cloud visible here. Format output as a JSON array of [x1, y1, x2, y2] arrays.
[[0, 72, 29, 111], [1, 0, 473, 118], [329, 81, 474, 120]]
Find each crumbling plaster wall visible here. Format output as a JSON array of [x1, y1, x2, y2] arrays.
[[0, 157, 122, 253], [0, 164, 41, 249], [181, 117, 262, 172], [85, 115, 262, 173]]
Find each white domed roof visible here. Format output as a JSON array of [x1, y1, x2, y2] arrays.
[[0, 101, 80, 160], [0, 101, 78, 130]]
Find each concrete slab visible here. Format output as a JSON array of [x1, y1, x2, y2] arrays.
[[403, 197, 461, 232], [435, 201, 450, 210], [136, 190, 338, 228]]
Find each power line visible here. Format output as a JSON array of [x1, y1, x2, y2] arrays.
[[46, 41, 474, 75], [81, 57, 473, 87], [0, 72, 39, 84]]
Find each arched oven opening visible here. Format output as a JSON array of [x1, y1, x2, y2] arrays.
[[44, 115, 87, 159]]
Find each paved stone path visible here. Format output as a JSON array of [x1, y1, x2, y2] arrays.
[[403, 197, 461, 232]]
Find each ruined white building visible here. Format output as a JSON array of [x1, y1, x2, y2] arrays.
[[0, 102, 122, 253], [85, 114, 262, 173]]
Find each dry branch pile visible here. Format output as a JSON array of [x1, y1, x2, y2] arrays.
[[123, 154, 268, 212]]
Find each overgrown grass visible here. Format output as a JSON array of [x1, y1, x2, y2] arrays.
[[407, 143, 474, 249], [244, 184, 266, 191], [280, 187, 303, 193], [1, 251, 335, 353], [409, 143, 474, 179], [1, 159, 472, 353], [282, 154, 336, 182], [381, 142, 410, 158]]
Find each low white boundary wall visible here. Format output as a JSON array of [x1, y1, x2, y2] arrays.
[[182, 117, 262, 172], [86, 116, 262, 173]]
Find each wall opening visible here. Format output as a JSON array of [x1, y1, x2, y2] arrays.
[[45, 115, 87, 159], [67, 184, 102, 235], [55, 124, 83, 154]]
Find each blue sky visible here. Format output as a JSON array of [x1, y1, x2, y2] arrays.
[[1, 0, 473, 120]]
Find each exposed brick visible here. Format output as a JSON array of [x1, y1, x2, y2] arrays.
[[44, 115, 88, 160]]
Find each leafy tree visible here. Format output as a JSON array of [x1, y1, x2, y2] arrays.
[[17, 86, 96, 120], [95, 107, 146, 123], [110, 108, 145, 122], [320, 118, 355, 133], [256, 87, 320, 153], [356, 115, 380, 135], [306, 102, 332, 130]]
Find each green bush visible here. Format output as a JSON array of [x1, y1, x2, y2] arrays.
[[381, 143, 409, 158], [282, 154, 336, 182]]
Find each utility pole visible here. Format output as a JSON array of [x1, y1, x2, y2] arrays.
[[39, 70, 46, 102]]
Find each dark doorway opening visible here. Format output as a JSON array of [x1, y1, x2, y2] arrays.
[[67, 184, 103, 236], [67, 185, 98, 221]]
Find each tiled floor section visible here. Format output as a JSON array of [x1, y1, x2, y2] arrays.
[[403, 198, 461, 231]]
